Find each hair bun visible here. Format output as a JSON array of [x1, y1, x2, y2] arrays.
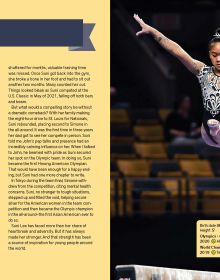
[[213, 28, 220, 38]]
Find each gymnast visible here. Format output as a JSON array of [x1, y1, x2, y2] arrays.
[[134, 14, 220, 147]]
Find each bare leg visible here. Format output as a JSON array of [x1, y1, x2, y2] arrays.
[[207, 119, 220, 136], [201, 124, 220, 148]]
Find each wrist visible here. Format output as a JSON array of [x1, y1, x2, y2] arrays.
[[150, 27, 157, 37]]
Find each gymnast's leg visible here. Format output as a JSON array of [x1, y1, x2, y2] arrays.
[[201, 122, 220, 148], [207, 119, 220, 136]]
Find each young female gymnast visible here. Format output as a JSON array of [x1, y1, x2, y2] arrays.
[[134, 14, 220, 147]]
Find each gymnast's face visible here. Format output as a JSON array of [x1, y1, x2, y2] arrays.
[[209, 42, 220, 73]]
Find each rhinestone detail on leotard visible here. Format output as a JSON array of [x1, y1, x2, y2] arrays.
[[197, 65, 220, 117]]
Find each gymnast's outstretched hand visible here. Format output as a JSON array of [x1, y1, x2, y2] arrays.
[[133, 13, 204, 75], [133, 14, 153, 36]]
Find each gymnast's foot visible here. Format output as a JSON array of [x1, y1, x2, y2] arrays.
[[207, 119, 220, 136]]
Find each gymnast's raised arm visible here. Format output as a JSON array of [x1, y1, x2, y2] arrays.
[[133, 14, 205, 75]]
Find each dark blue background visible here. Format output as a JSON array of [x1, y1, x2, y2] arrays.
[[0, 19, 83, 46]]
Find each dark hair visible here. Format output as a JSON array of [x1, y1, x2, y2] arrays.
[[208, 28, 220, 50]]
